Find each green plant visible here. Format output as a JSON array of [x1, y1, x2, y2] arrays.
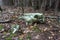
[[0, 24, 4, 30], [32, 26, 41, 32], [26, 32, 31, 40]]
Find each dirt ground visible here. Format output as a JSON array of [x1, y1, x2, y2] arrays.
[[0, 6, 60, 40]]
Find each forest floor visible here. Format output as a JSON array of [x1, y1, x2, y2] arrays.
[[0, 6, 60, 40]]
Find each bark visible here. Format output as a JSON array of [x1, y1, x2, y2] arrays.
[[49, 0, 52, 7], [40, 0, 47, 13], [21, 0, 24, 15], [54, 0, 59, 15]]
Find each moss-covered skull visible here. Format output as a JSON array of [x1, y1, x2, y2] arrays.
[[18, 13, 45, 25]]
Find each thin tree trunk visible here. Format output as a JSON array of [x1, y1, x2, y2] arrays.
[[40, 0, 47, 13], [54, 0, 59, 23], [39, 0, 42, 9], [40, 0, 45, 12], [21, 0, 24, 15], [54, 0, 59, 15], [31, 0, 33, 6], [49, 0, 52, 7]]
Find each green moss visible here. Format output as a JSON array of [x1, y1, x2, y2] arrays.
[[19, 38, 23, 40], [0, 24, 4, 30], [32, 26, 41, 32], [26, 33, 31, 40]]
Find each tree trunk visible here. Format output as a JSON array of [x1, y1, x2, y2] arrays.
[[49, 0, 52, 7], [21, 0, 24, 15], [54, 0, 59, 15], [40, 0, 47, 13]]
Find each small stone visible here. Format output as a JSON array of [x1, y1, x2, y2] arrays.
[[50, 26, 52, 28], [51, 33, 55, 36], [44, 28, 48, 31], [48, 21, 51, 23], [48, 36, 53, 39], [35, 35, 40, 39], [59, 31, 60, 32]]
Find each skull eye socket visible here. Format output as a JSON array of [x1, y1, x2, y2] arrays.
[[34, 15, 44, 19], [34, 15, 39, 18]]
